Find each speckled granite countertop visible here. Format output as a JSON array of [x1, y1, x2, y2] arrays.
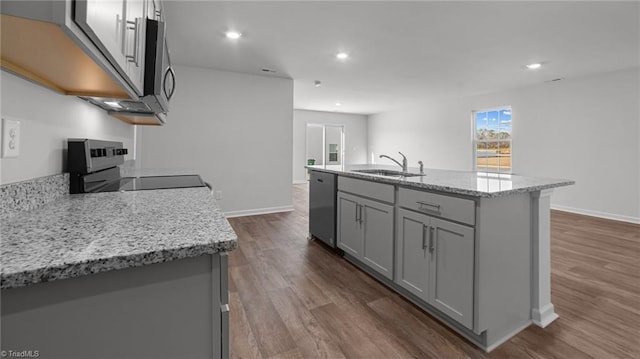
[[307, 164, 574, 197], [1, 187, 237, 289]]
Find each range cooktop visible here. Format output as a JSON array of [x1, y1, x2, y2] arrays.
[[68, 139, 208, 194], [92, 175, 207, 193]]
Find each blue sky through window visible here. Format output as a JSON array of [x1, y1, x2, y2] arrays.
[[476, 109, 511, 136]]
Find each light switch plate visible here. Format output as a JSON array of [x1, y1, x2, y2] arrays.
[[2, 117, 21, 158]]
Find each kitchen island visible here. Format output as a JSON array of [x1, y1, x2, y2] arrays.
[[1, 182, 236, 358], [307, 164, 574, 352]]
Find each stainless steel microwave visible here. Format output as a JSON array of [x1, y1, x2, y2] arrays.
[[80, 19, 175, 124], [143, 18, 175, 116]]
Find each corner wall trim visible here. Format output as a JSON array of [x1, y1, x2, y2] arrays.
[[551, 204, 640, 224], [224, 205, 294, 218]]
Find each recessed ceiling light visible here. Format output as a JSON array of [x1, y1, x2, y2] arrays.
[[335, 102, 342, 106], [314, 80, 322, 87], [336, 52, 349, 60], [225, 31, 242, 39], [526, 63, 542, 70], [104, 101, 122, 109]]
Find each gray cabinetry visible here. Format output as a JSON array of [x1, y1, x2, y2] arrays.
[[429, 217, 474, 329], [337, 190, 394, 280], [361, 197, 394, 279], [2, 254, 228, 358], [75, 0, 146, 95], [396, 208, 430, 299], [396, 208, 474, 330], [123, 0, 146, 94], [337, 192, 362, 256]]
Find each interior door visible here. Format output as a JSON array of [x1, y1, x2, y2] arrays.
[[429, 217, 475, 329]]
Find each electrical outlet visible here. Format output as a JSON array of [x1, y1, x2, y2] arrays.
[[2, 117, 21, 158], [215, 190, 223, 200]]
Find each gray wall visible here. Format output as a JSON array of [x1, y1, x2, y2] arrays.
[[0, 72, 135, 184], [293, 109, 368, 183], [368, 68, 640, 223], [139, 65, 294, 216]]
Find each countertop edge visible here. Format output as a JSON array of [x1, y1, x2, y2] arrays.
[[1, 238, 238, 290], [307, 166, 575, 197]]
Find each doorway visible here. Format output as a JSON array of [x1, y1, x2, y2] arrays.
[[305, 124, 345, 168]]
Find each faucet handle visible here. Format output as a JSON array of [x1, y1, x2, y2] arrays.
[[398, 152, 408, 172]]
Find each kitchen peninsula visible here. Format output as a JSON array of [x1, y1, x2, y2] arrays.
[[307, 164, 574, 352], [1, 183, 237, 358]]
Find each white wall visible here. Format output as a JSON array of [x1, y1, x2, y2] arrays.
[[138, 66, 293, 216], [0, 72, 134, 184], [368, 68, 640, 223], [293, 109, 368, 183]]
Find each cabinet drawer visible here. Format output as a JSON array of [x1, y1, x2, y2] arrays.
[[398, 187, 475, 225], [338, 176, 394, 203]]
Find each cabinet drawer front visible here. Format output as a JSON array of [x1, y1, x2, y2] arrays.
[[398, 188, 475, 225], [338, 176, 394, 203]]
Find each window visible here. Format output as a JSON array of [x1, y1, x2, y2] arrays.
[[473, 107, 512, 173]]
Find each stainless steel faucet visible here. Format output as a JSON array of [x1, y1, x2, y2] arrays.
[[418, 160, 424, 174], [379, 152, 407, 172]]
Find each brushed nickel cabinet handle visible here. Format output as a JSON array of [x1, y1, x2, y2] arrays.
[[417, 201, 441, 212], [429, 227, 435, 253], [125, 18, 140, 66], [422, 225, 428, 249]]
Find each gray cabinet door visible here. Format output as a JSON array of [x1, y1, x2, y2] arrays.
[[429, 217, 475, 329], [396, 208, 430, 300], [75, 0, 127, 77], [75, 0, 145, 95], [123, 0, 146, 94], [337, 192, 362, 257], [361, 197, 394, 280]]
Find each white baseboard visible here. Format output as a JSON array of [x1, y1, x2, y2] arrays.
[[551, 204, 640, 224], [292, 180, 308, 185], [224, 205, 294, 218]]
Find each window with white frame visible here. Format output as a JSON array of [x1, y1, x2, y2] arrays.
[[473, 107, 512, 173]]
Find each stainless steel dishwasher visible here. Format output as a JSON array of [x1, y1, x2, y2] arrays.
[[309, 170, 337, 248]]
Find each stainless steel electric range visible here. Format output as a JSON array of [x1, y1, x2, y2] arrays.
[[68, 139, 206, 194]]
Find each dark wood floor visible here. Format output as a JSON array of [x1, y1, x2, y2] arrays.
[[227, 184, 640, 359]]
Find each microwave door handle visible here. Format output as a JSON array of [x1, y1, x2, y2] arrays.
[[164, 66, 176, 100]]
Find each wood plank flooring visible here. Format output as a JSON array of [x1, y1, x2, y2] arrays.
[[227, 184, 640, 359]]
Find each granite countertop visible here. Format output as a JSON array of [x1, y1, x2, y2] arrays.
[[307, 164, 574, 197], [1, 187, 237, 289]]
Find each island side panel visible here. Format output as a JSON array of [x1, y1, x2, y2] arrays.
[[475, 193, 532, 350], [530, 189, 559, 327], [1, 254, 221, 359]]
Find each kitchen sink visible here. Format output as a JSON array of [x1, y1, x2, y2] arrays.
[[353, 169, 425, 177]]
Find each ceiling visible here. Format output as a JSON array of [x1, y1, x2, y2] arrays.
[[164, 1, 639, 115]]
